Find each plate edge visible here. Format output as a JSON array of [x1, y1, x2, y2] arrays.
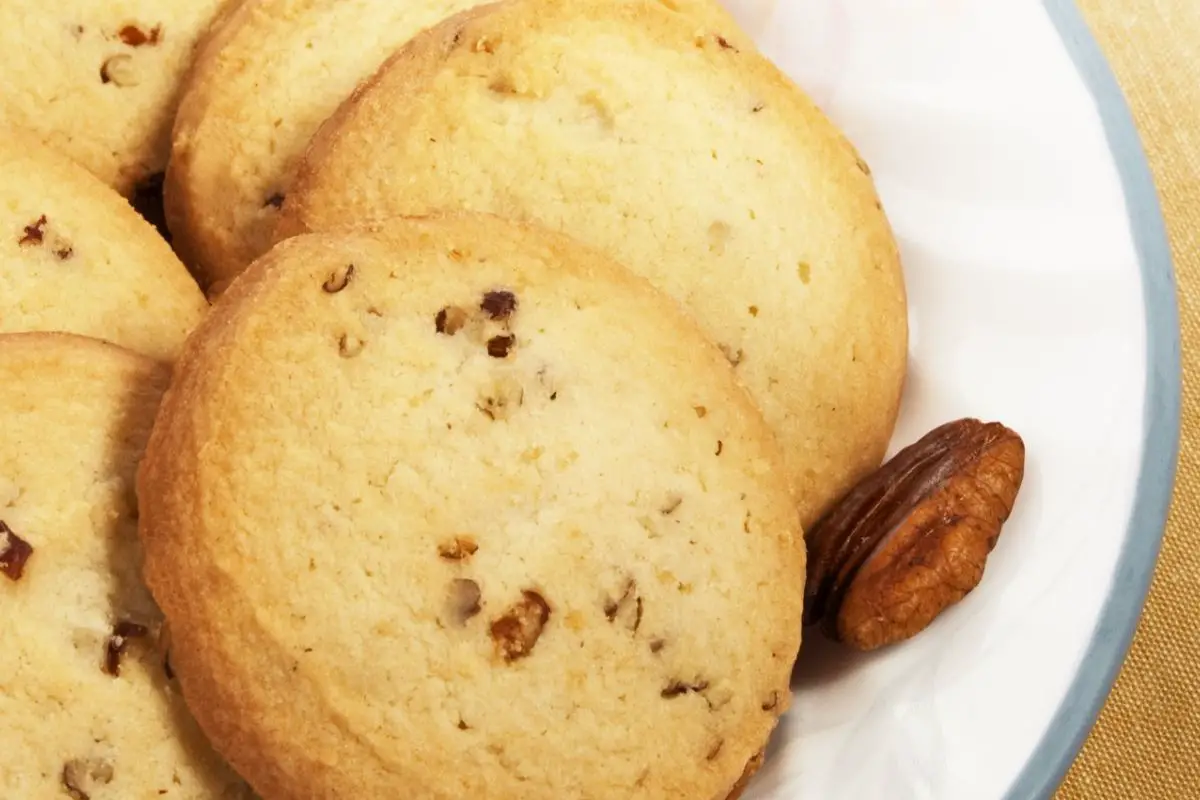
[[1004, 3, 1183, 799]]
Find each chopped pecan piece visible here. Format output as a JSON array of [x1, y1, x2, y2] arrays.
[[337, 333, 365, 358], [104, 620, 150, 676], [322, 263, 355, 293], [603, 578, 643, 632], [435, 305, 468, 335], [804, 418, 1025, 651], [447, 578, 482, 624], [480, 290, 517, 320], [438, 536, 479, 561], [718, 344, 743, 367], [19, 215, 47, 246], [661, 678, 708, 698], [118, 24, 161, 46], [490, 590, 550, 661], [486, 335, 515, 359], [0, 520, 33, 581], [100, 54, 137, 86], [62, 757, 114, 800]]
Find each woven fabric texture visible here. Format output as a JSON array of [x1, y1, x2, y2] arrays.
[[1057, 3, 1199, 798]]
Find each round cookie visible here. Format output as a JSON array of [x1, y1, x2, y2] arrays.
[[0, 128, 208, 362], [0, 333, 249, 800], [275, 0, 909, 528], [0, 0, 235, 196], [165, 0, 749, 294], [138, 213, 804, 800]]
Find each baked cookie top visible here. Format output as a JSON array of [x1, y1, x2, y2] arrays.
[[0, 129, 208, 362], [0, 0, 234, 195], [276, 0, 909, 528], [165, 0, 747, 293], [0, 333, 248, 800], [138, 213, 804, 800]]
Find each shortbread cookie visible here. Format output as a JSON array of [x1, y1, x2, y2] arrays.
[[0, 129, 207, 361], [165, 0, 747, 294], [276, 0, 909, 528], [139, 213, 804, 800], [0, 333, 249, 800], [0, 0, 235, 195]]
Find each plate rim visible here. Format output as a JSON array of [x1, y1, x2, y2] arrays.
[[1003, 3, 1182, 798]]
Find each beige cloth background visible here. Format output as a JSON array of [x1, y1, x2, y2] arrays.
[[1057, 3, 1200, 798]]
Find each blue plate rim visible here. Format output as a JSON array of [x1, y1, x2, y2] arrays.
[[1004, 3, 1183, 798]]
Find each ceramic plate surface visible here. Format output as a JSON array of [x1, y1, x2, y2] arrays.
[[716, 1, 1181, 798]]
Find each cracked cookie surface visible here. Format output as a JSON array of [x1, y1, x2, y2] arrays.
[[138, 213, 804, 800]]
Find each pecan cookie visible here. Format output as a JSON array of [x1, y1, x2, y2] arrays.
[[0, 0, 236, 195], [0, 333, 248, 799], [138, 213, 804, 800], [165, 0, 747, 294], [275, 0, 909, 528], [0, 129, 207, 362]]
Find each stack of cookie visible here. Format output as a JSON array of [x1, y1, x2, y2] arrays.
[[0, 1, 907, 798]]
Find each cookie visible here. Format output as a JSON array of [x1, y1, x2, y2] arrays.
[[0, 333, 249, 800], [0, 0, 235, 195], [165, 0, 748, 294], [138, 213, 804, 800], [0, 129, 208, 362], [275, 0, 909, 528]]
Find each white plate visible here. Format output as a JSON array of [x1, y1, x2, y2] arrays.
[[718, 1, 1182, 798]]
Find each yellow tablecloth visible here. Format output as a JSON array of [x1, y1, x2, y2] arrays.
[[1058, 3, 1200, 797]]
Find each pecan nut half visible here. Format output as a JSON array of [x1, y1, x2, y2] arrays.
[[803, 418, 1025, 651]]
